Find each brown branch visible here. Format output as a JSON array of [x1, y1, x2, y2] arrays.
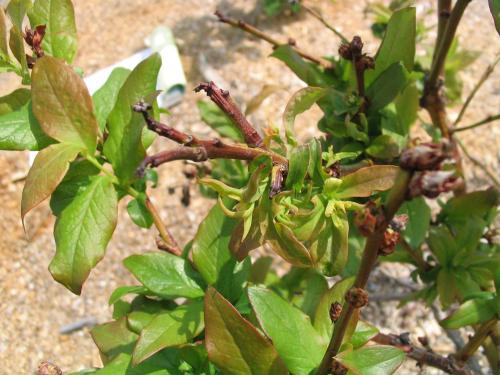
[[214, 10, 333, 69], [433, 0, 452, 69], [315, 170, 412, 375], [194, 81, 263, 148], [372, 333, 473, 375], [133, 102, 288, 175]]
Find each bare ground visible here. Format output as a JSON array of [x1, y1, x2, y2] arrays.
[[0, 0, 498, 373]]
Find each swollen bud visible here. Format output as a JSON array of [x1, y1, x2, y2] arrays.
[[400, 141, 452, 171], [407, 171, 462, 199]]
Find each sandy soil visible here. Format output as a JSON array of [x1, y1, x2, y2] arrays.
[[0, 0, 498, 373]]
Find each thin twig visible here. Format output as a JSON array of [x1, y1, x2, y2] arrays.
[[453, 114, 500, 133], [372, 333, 473, 375], [456, 138, 499, 187], [453, 56, 500, 127], [145, 197, 182, 256], [214, 10, 333, 69], [301, 2, 348, 43], [399, 237, 431, 272]]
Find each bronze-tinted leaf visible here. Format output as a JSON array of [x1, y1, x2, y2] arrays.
[[21, 142, 81, 219], [205, 287, 287, 375], [336, 165, 400, 199], [32, 56, 98, 153]]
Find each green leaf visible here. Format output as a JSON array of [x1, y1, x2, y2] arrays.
[[133, 301, 205, 365], [489, 0, 500, 34], [248, 286, 324, 375], [91, 318, 138, 363], [398, 197, 430, 249], [0, 8, 9, 59], [395, 81, 419, 133], [349, 321, 379, 349], [440, 189, 498, 223], [271, 45, 327, 86], [108, 286, 150, 305], [314, 277, 354, 344], [366, 62, 409, 112], [49, 175, 118, 294], [49, 159, 100, 216], [428, 226, 457, 266], [82, 351, 182, 375], [28, 0, 78, 63], [0, 88, 31, 115], [366, 135, 401, 160], [441, 298, 496, 329], [192, 203, 238, 285], [6, 0, 32, 30], [286, 143, 310, 192], [335, 345, 405, 375], [205, 287, 288, 375], [366, 7, 416, 85], [21, 143, 81, 219], [32, 56, 98, 153], [0, 102, 54, 150], [335, 165, 399, 199], [9, 25, 29, 80], [92, 67, 131, 132], [124, 252, 205, 299], [197, 100, 244, 142], [127, 194, 153, 229], [283, 87, 326, 144], [437, 268, 458, 308], [103, 53, 161, 184]]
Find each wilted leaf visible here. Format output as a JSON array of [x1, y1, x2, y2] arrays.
[[248, 286, 324, 375], [366, 62, 409, 111], [124, 252, 205, 299], [103, 53, 161, 184], [197, 100, 244, 142], [283, 87, 326, 144], [28, 0, 78, 63], [93, 67, 130, 132], [335, 345, 405, 375], [133, 301, 204, 365], [441, 298, 496, 329], [366, 7, 416, 85], [205, 287, 288, 375], [335, 165, 399, 199], [0, 103, 54, 150], [32, 56, 98, 153], [49, 175, 118, 294], [21, 142, 81, 219]]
